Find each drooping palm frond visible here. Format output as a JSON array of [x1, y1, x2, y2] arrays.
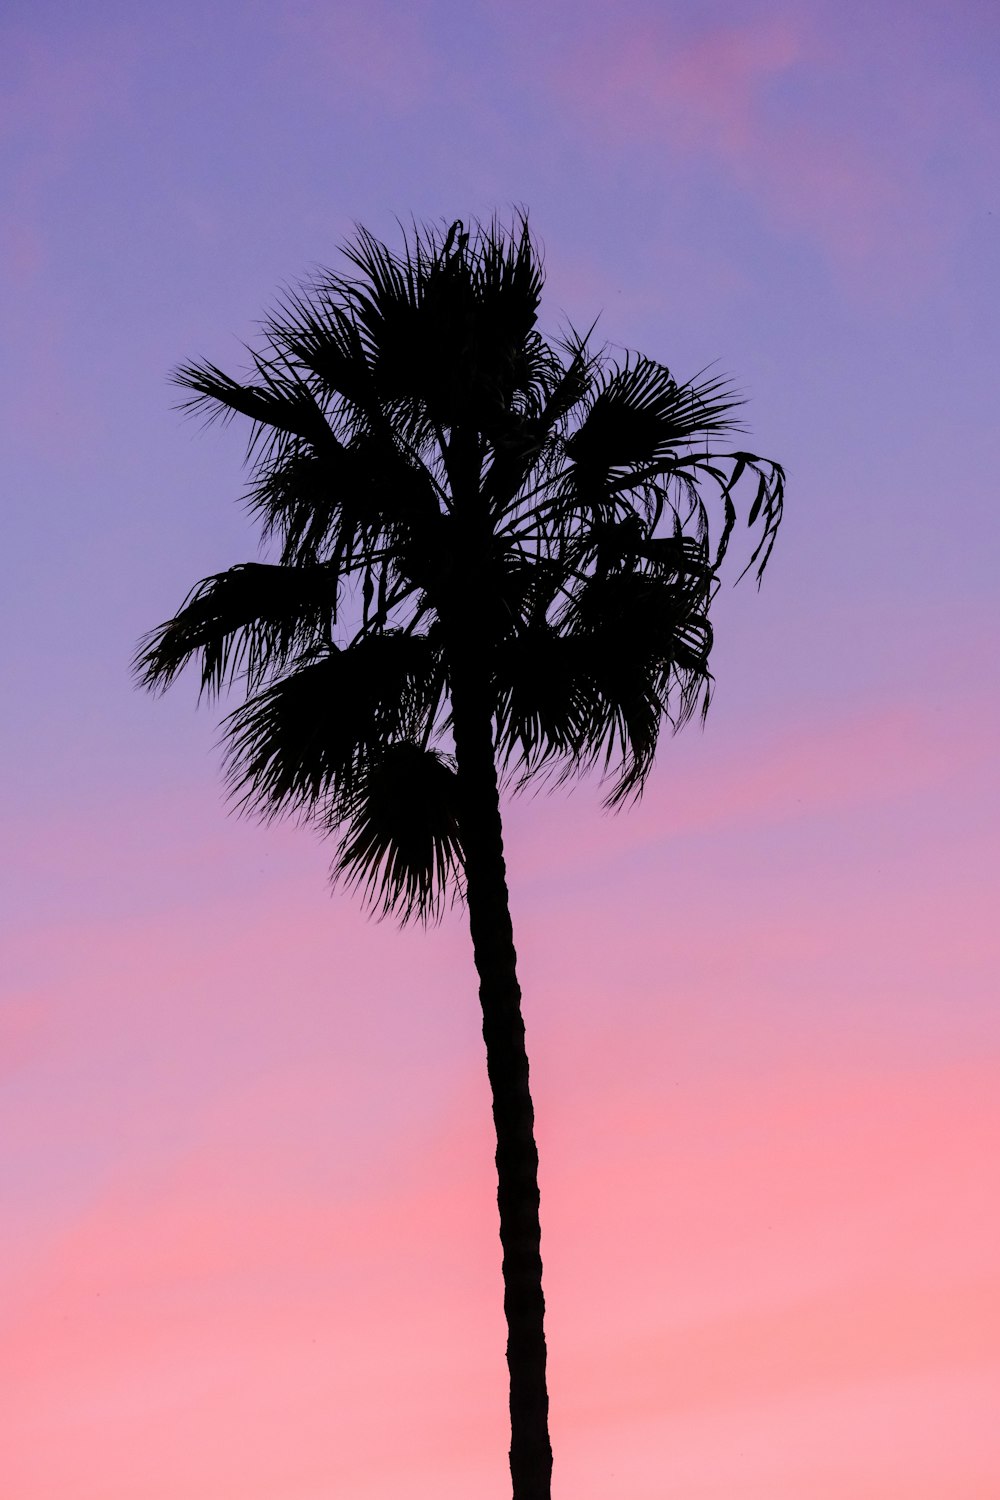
[[732, 451, 786, 582], [493, 625, 595, 774], [583, 577, 712, 802], [493, 561, 714, 804], [134, 562, 340, 698], [222, 631, 441, 818], [503, 352, 779, 579], [244, 428, 441, 572], [332, 742, 463, 922]]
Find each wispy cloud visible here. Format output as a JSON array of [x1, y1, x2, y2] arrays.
[[546, 8, 996, 296]]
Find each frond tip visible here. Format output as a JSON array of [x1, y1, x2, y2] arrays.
[[331, 743, 464, 923]]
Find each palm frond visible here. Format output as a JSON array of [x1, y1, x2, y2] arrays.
[[565, 358, 742, 483], [331, 215, 546, 437], [738, 454, 786, 583], [222, 631, 441, 817], [245, 430, 441, 571], [134, 562, 339, 698], [494, 626, 594, 774], [492, 560, 714, 804], [332, 742, 463, 922], [563, 569, 714, 803], [173, 357, 342, 464], [265, 288, 377, 422], [485, 324, 602, 516]]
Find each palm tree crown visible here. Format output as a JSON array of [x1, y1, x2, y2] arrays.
[[136, 215, 783, 918]]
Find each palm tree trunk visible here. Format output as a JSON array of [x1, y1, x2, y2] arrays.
[[449, 658, 552, 1500]]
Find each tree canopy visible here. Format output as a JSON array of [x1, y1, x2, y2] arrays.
[[136, 215, 784, 919]]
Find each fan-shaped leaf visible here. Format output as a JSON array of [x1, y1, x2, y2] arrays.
[[222, 632, 441, 816], [333, 743, 463, 922], [566, 359, 741, 481], [134, 562, 339, 698]]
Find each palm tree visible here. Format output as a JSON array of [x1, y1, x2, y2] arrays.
[[135, 215, 783, 1500]]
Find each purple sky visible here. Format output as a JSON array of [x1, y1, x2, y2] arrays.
[[2, 3, 999, 1496]]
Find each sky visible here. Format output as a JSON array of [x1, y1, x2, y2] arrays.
[[1, 1, 998, 1496]]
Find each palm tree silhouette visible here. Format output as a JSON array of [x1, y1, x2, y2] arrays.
[[135, 215, 783, 1500]]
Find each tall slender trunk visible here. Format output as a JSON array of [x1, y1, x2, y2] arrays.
[[450, 656, 552, 1500]]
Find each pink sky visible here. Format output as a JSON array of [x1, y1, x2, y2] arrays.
[[2, 2, 998, 1495]]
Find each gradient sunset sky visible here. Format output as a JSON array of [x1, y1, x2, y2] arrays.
[[2, 2, 999, 1496]]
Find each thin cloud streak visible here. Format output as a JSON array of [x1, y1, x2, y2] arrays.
[[545, 7, 995, 294]]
